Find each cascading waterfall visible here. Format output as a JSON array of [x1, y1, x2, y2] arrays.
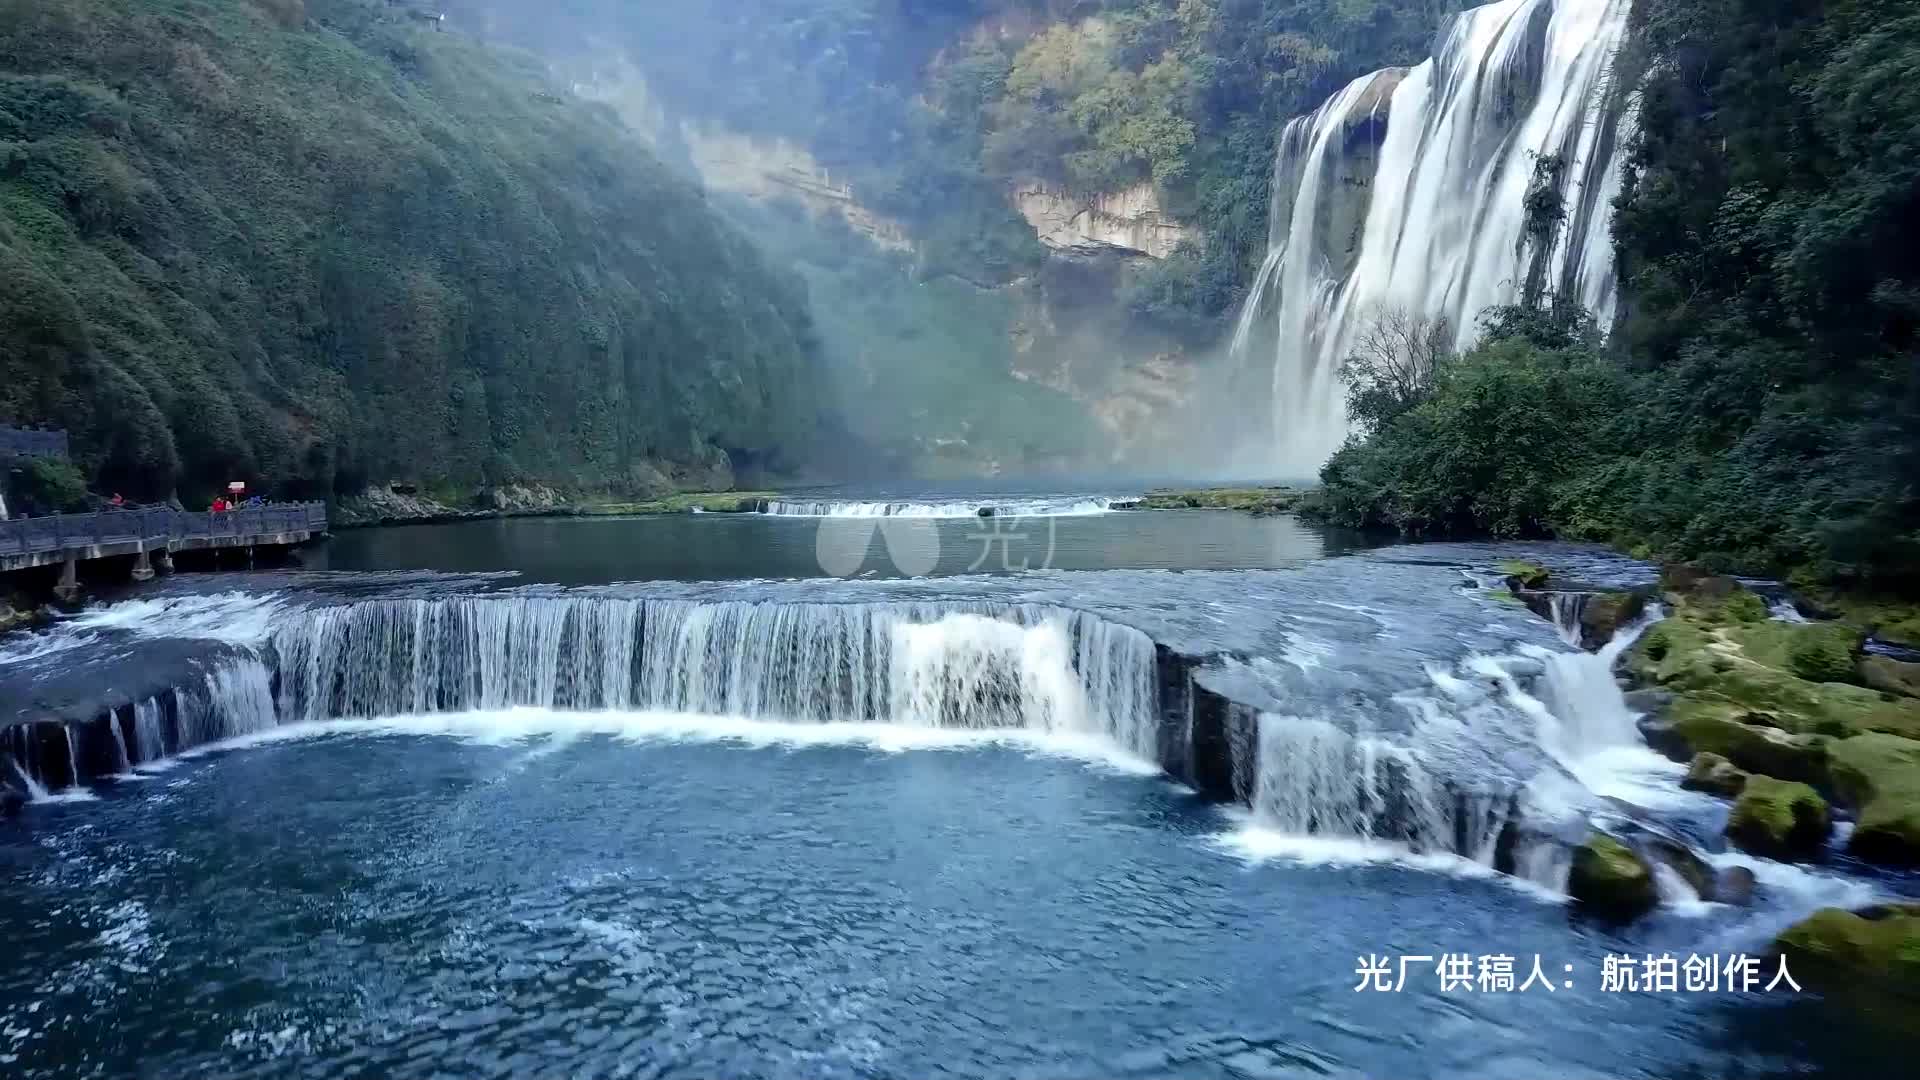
[[1516, 605, 1661, 767], [106, 717, 131, 775], [8, 755, 47, 800], [1250, 717, 1460, 851], [269, 596, 1163, 760], [6, 584, 1679, 902], [188, 658, 278, 745], [62, 726, 79, 792], [132, 698, 167, 762], [1546, 593, 1586, 646], [1228, 0, 1633, 473]]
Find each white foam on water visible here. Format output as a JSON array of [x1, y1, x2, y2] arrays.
[[9, 758, 49, 801], [1212, 812, 1569, 905], [1692, 852, 1885, 950], [178, 707, 1166, 778], [66, 591, 287, 646], [1769, 600, 1809, 624]]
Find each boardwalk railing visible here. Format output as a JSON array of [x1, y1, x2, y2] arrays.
[[0, 427, 70, 460], [0, 503, 328, 558]]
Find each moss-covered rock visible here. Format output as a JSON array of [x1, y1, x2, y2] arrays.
[[1859, 656, 1920, 700], [1567, 835, 1659, 922], [1727, 776, 1831, 859], [1776, 904, 1920, 1003], [1827, 734, 1920, 866], [1681, 751, 1748, 796], [1728, 621, 1865, 685], [1497, 559, 1550, 589], [1630, 609, 1920, 742], [1669, 698, 1831, 785]]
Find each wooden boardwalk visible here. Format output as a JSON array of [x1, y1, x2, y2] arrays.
[[0, 504, 329, 598]]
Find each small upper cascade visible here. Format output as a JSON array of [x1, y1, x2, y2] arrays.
[[761, 498, 1117, 519], [1228, 0, 1633, 474]]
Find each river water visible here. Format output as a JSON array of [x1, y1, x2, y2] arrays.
[[0, 503, 1912, 1076]]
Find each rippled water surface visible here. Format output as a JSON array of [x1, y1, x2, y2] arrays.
[[0, 725, 1905, 1078], [3, 507, 1913, 1076]]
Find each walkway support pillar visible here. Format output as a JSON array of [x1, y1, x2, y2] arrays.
[[53, 556, 79, 603], [131, 545, 154, 583], [154, 548, 174, 576]]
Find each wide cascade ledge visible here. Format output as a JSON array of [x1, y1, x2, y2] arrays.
[[0, 558, 1627, 876]]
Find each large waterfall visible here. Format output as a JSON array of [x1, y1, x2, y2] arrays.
[[1229, 0, 1632, 473]]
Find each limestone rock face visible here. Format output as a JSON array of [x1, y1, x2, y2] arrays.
[[1567, 834, 1658, 922], [681, 128, 914, 253], [1013, 183, 1193, 259], [332, 487, 466, 527]]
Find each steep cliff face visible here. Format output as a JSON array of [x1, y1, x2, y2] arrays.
[[1013, 183, 1194, 259], [680, 130, 915, 253]]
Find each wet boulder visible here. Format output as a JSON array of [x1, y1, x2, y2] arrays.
[[1639, 833, 1717, 901], [1715, 865, 1757, 907], [1568, 834, 1659, 922], [1727, 776, 1831, 860], [1681, 751, 1748, 796], [1827, 733, 1920, 866]]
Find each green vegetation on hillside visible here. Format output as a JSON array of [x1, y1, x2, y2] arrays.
[[0, 0, 826, 504], [1309, 0, 1920, 592]]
